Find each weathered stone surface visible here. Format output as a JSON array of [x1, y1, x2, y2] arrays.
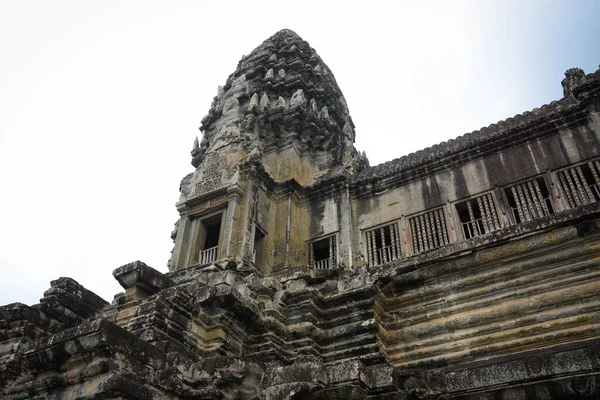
[[113, 260, 174, 293], [3, 30, 600, 399]]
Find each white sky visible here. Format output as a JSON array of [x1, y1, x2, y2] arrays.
[[1, 1, 599, 305]]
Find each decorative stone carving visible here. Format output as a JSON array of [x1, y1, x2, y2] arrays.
[[187, 193, 228, 216], [562, 67, 586, 98]]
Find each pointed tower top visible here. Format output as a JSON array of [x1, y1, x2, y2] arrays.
[[269, 29, 303, 40], [193, 29, 366, 185]]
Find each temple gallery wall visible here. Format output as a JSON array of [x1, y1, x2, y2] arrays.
[[2, 30, 600, 399]]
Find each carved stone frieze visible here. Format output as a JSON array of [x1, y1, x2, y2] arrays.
[[186, 193, 228, 216]]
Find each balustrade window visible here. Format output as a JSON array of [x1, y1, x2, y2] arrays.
[[197, 213, 222, 264], [365, 223, 401, 266], [409, 208, 449, 254], [309, 235, 336, 270], [504, 177, 554, 224], [456, 193, 501, 239], [556, 160, 600, 208]]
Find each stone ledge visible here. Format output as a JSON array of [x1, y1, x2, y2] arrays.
[[113, 260, 173, 294]]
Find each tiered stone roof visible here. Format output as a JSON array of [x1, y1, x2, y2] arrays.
[[194, 29, 361, 171]]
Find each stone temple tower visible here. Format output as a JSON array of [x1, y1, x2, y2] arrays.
[[3, 30, 600, 399], [170, 29, 367, 274]]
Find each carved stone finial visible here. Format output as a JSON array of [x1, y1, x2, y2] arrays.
[[193, 136, 199, 151], [248, 93, 259, 112], [290, 89, 306, 108], [309, 98, 318, 116], [318, 106, 329, 120], [277, 96, 287, 110], [265, 68, 275, 80], [562, 67, 586, 98], [260, 93, 270, 110]]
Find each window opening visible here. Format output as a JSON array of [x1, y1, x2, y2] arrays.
[[504, 177, 554, 224], [198, 213, 221, 264], [252, 227, 266, 265], [309, 236, 336, 270], [408, 208, 448, 254], [455, 193, 500, 239], [556, 160, 600, 208], [365, 223, 400, 266]]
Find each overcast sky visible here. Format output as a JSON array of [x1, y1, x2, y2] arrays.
[[1, 1, 599, 306]]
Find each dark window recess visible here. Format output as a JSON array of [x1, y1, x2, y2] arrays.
[[310, 236, 336, 269], [556, 161, 600, 209], [252, 227, 266, 265], [504, 177, 554, 224], [198, 213, 221, 264], [456, 193, 500, 239], [365, 223, 400, 266]]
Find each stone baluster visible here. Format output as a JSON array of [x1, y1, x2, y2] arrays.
[[410, 218, 420, 254], [521, 182, 537, 219], [486, 194, 500, 230], [433, 210, 442, 245], [577, 166, 594, 202], [395, 224, 401, 259], [435, 211, 443, 246], [309, 242, 315, 268], [590, 161, 600, 200], [590, 162, 600, 183], [418, 215, 428, 250], [390, 224, 398, 260], [397, 223, 402, 257], [565, 169, 583, 206], [370, 229, 378, 265], [526, 181, 543, 218], [570, 168, 589, 204], [432, 212, 439, 245], [416, 216, 424, 252], [380, 227, 387, 263], [427, 212, 437, 248], [413, 217, 421, 252], [476, 196, 490, 234], [594, 161, 600, 183], [425, 212, 439, 249], [483, 195, 495, 231], [466, 200, 478, 237], [365, 231, 372, 266], [424, 212, 434, 249], [532, 179, 550, 216], [488, 196, 498, 229], [558, 172, 576, 208], [432, 210, 442, 246], [438, 209, 449, 245], [515, 185, 532, 221], [511, 186, 525, 222]]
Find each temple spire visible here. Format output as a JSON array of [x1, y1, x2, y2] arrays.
[[192, 29, 366, 185]]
